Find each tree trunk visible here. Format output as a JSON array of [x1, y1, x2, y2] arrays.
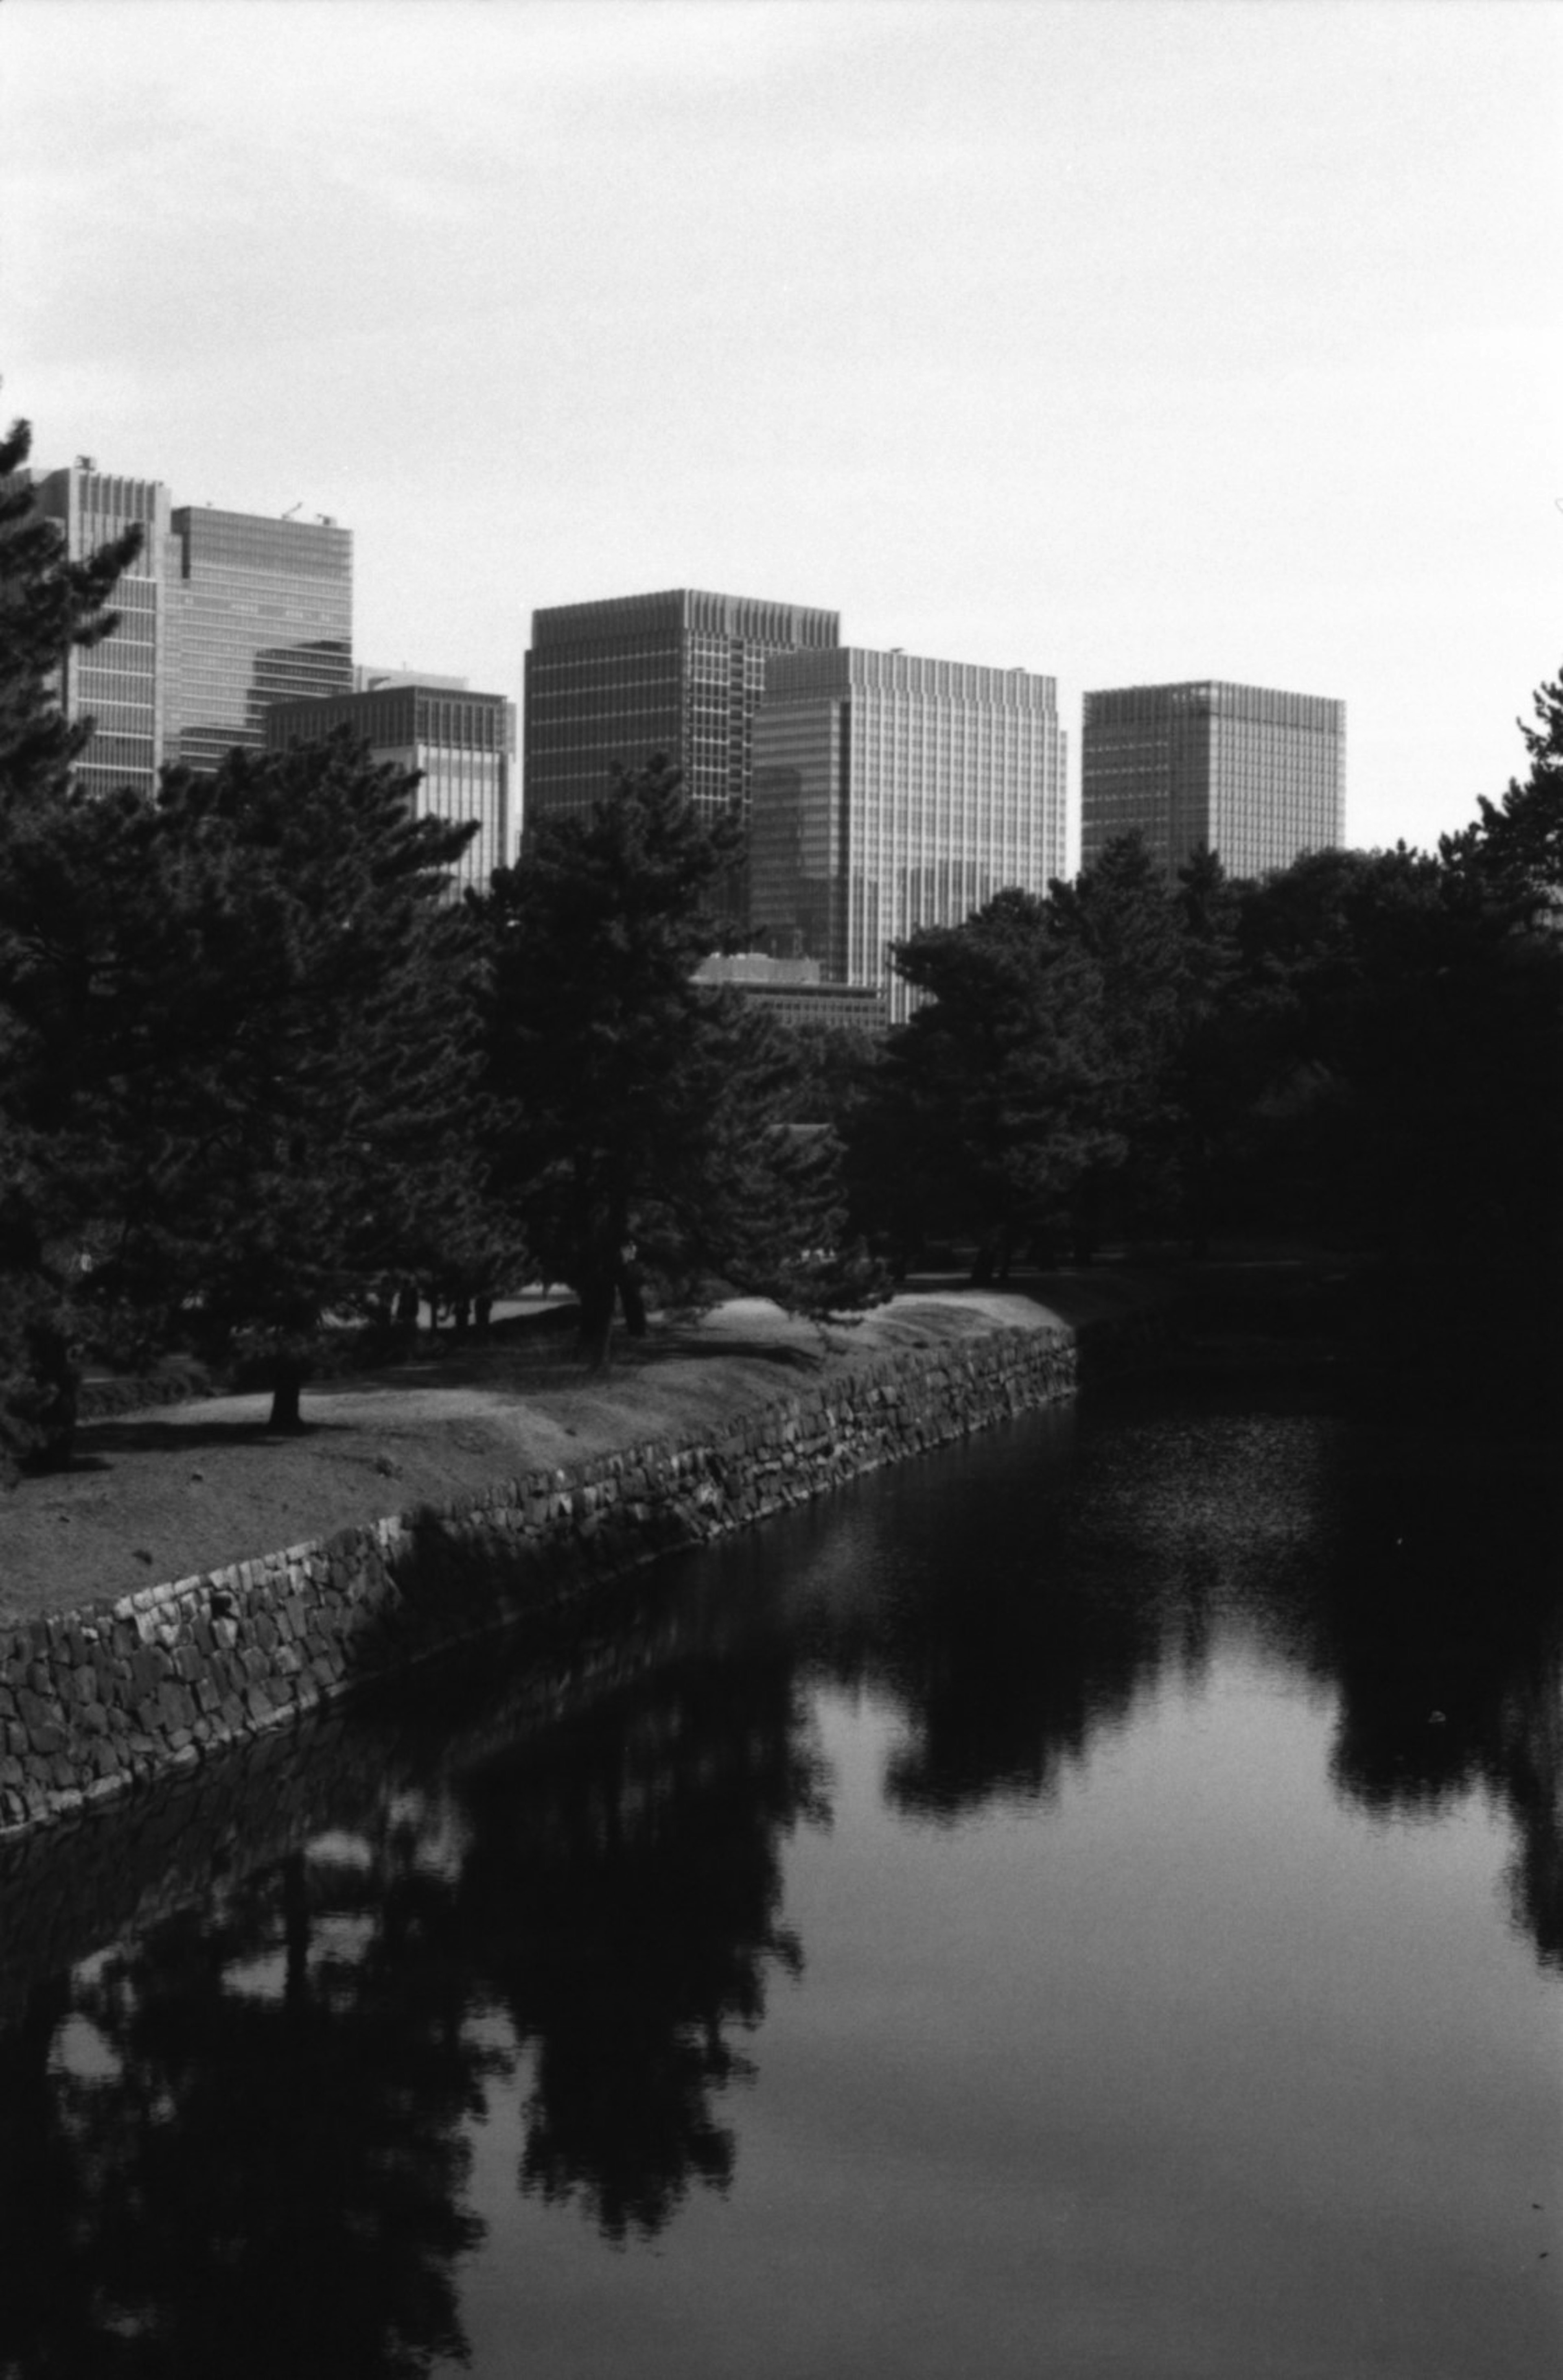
[[267, 1362, 307, 1432], [578, 1276, 615, 1372], [616, 1257, 648, 1338]]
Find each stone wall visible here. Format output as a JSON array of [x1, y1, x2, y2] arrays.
[[0, 1320, 1081, 1839]]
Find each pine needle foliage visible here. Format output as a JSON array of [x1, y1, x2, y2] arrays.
[[483, 759, 883, 1362], [0, 416, 145, 1474], [131, 736, 501, 1427]]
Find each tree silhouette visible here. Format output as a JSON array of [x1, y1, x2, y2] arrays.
[[449, 1646, 824, 2241], [0, 1831, 498, 2378], [483, 758, 880, 1361]]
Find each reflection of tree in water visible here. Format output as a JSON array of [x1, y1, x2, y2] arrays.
[[451, 1644, 825, 2242], [0, 1833, 497, 2379], [818, 1411, 1237, 1823], [1311, 1433, 1563, 1967], [819, 1392, 1563, 1975], [871, 1526, 1165, 1822], [0, 1630, 827, 2354], [2, 1383, 1559, 2366]]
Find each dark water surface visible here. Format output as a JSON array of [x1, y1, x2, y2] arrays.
[[1, 1379, 1559, 2378]]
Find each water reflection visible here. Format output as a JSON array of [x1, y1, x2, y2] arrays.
[[0, 1381, 1557, 2375], [824, 1386, 1563, 1965], [0, 1636, 826, 2374], [0, 1839, 492, 2378], [449, 1651, 825, 2243]]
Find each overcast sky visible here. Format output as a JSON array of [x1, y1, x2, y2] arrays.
[[3, 0, 1559, 857]]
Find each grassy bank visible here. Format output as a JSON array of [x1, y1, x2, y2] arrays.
[[0, 1285, 1154, 1628]]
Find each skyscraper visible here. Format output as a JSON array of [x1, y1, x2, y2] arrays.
[[1081, 680, 1345, 880], [750, 648, 1066, 1025], [26, 462, 353, 790], [163, 507, 352, 775], [265, 680, 516, 894], [523, 589, 841, 851], [31, 462, 172, 799]]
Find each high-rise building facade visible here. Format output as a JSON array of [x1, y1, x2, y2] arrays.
[[523, 589, 841, 847], [751, 649, 1066, 1025], [31, 463, 172, 799], [1081, 680, 1345, 880], [265, 682, 516, 893], [164, 508, 352, 775], [26, 463, 353, 791]]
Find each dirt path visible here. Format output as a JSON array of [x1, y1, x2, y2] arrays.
[[0, 1292, 1070, 1625]]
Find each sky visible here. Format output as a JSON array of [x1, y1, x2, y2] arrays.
[[2, 0, 1560, 860]]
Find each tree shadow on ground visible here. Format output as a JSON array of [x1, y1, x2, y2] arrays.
[[73, 1416, 340, 1458]]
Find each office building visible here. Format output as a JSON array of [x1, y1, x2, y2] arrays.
[[265, 682, 516, 893], [1081, 680, 1345, 880], [31, 461, 172, 799], [523, 591, 841, 904], [27, 461, 353, 789], [751, 648, 1066, 1026], [163, 507, 352, 775], [694, 952, 887, 1034], [355, 664, 470, 693]]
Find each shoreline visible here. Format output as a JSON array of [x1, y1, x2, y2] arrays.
[[0, 1282, 1189, 1839], [0, 1275, 1178, 1627]]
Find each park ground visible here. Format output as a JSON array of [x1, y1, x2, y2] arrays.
[[0, 1275, 1172, 1627]]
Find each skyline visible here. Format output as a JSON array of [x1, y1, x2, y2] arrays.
[[3, 0, 1559, 864]]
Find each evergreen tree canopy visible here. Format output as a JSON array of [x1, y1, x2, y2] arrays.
[[122, 735, 502, 1426], [0, 415, 146, 1473], [854, 889, 1119, 1280], [483, 760, 881, 1357], [1042, 834, 1191, 1250], [2, 450, 506, 1442], [1442, 667, 1563, 914]]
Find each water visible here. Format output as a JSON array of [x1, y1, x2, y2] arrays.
[[0, 1378, 1559, 2378]]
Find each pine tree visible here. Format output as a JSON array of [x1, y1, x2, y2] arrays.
[[1044, 834, 1189, 1253], [0, 415, 144, 1475], [483, 760, 880, 1362], [1441, 667, 1563, 912], [132, 735, 505, 1427], [856, 889, 1119, 1281]]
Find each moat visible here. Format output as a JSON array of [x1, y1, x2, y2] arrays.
[[0, 1372, 1558, 2378]]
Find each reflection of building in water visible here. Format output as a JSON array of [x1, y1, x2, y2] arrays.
[[24, 459, 355, 789], [751, 647, 1066, 1025], [1081, 680, 1345, 880], [266, 679, 517, 893], [694, 952, 887, 1034]]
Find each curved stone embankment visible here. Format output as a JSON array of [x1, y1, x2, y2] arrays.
[[0, 1316, 1110, 1839]]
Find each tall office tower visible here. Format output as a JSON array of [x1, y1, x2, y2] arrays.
[[163, 508, 353, 775], [266, 682, 517, 893], [751, 649, 1066, 1025], [1081, 681, 1345, 881], [31, 461, 173, 798], [523, 591, 841, 905]]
